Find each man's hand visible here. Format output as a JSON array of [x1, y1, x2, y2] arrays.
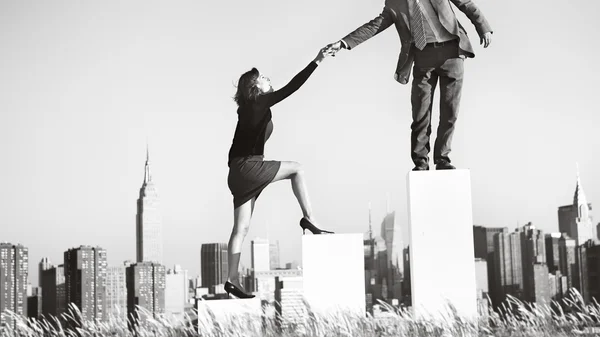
[[480, 32, 492, 48], [324, 40, 345, 57]]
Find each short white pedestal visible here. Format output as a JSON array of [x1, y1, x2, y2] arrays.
[[196, 297, 262, 333], [302, 234, 366, 316], [407, 169, 477, 321]]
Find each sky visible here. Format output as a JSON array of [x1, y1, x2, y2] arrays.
[[1, 0, 599, 286]]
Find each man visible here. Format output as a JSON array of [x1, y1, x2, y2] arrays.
[[325, 0, 492, 171]]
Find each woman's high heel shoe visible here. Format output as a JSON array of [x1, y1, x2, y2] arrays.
[[299, 217, 334, 235], [224, 281, 255, 299]]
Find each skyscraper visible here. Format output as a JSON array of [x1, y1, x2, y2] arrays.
[[126, 262, 165, 325], [200, 243, 228, 293], [269, 241, 280, 270], [558, 234, 577, 290], [519, 223, 546, 303], [0, 243, 28, 328], [558, 165, 595, 246], [473, 226, 508, 307], [41, 264, 66, 317], [106, 264, 128, 320], [64, 246, 107, 323], [136, 146, 164, 264], [38, 257, 51, 287], [545, 233, 562, 274], [165, 266, 186, 319], [494, 230, 523, 305], [251, 238, 270, 272], [380, 207, 403, 301]]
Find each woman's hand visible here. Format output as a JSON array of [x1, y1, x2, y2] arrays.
[[313, 47, 329, 65]]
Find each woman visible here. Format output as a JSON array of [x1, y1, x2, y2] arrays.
[[225, 47, 334, 299]]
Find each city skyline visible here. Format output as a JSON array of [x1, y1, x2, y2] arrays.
[[0, 159, 596, 287], [1, 0, 599, 288]]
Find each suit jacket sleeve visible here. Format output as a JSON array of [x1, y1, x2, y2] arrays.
[[449, 0, 492, 37], [341, 7, 396, 50]]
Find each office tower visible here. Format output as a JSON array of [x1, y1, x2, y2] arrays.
[[585, 245, 600, 303], [532, 264, 551, 304], [519, 223, 546, 303], [558, 234, 577, 290], [64, 246, 107, 322], [136, 146, 164, 264], [402, 246, 411, 305], [545, 233, 562, 274], [41, 264, 66, 317], [165, 266, 187, 318], [381, 207, 403, 301], [558, 165, 595, 246], [269, 241, 280, 270], [38, 257, 51, 287], [494, 230, 523, 305], [0, 243, 28, 328], [474, 258, 489, 315], [27, 287, 42, 319], [106, 265, 127, 320], [473, 226, 508, 307], [200, 243, 228, 293], [274, 276, 306, 330], [251, 238, 270, 272], [126, 262, 165, 325]]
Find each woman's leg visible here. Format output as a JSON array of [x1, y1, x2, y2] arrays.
[[226, 197, 256, 287], [271, 161, 319, 225]]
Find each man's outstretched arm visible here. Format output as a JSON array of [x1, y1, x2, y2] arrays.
[[325, 7, 395, 55]]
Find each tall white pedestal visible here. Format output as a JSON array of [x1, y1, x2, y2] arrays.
[[407, 169, 477, 321], [196, 298, 262, 333], [302, 234, 365, 316]]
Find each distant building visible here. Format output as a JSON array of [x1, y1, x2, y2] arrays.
[[38, 257, 52, 287], [473, 226, 508, 307], [136, 146, 164, 264], [41, 264, 66, 317], [126, 262, 166, 325], [558, 234, 577, 290], [269, 241, 280, 270], [200, 243, 228, 294], [27, 287, 42, 319], [106, 264, 128, 320], [532, 264, 551, 305], [494, 230, 523, 305], [474, 258, 489, 314], [285, 261, 300, 270], [274, 276, 305, 330], [558, 165, 595, 246], [165, 266, 187, 319], [585, 244, 600, 303], [64, 246, 108, 323], [0, 243, 29, 329], [519, 223, 546, 303], [251, 238, 270, 272], [255, 269, 302, 302], [545, 233, 562, 274]]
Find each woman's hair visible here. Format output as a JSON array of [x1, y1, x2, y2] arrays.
[[234, 68, 261, 106]]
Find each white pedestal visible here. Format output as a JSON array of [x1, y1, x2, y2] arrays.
[[302, 234, 366, 316], [196, 297, 262, 333], [407, 169, 477, 321]]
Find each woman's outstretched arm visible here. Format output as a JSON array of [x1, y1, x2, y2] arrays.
[[260, 48, 327, 108]]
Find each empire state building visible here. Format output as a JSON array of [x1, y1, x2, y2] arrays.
[[136, 147, 164, 264]]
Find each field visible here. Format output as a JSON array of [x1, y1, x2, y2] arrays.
[[2, 293, 600, 337]]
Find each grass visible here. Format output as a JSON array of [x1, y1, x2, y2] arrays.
[[2, 291, 600, 337]]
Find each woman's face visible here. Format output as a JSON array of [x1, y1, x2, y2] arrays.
[[255, 73, 272, 93]]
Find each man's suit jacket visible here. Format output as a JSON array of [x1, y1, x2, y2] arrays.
[[342, 0, 492, 85]]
